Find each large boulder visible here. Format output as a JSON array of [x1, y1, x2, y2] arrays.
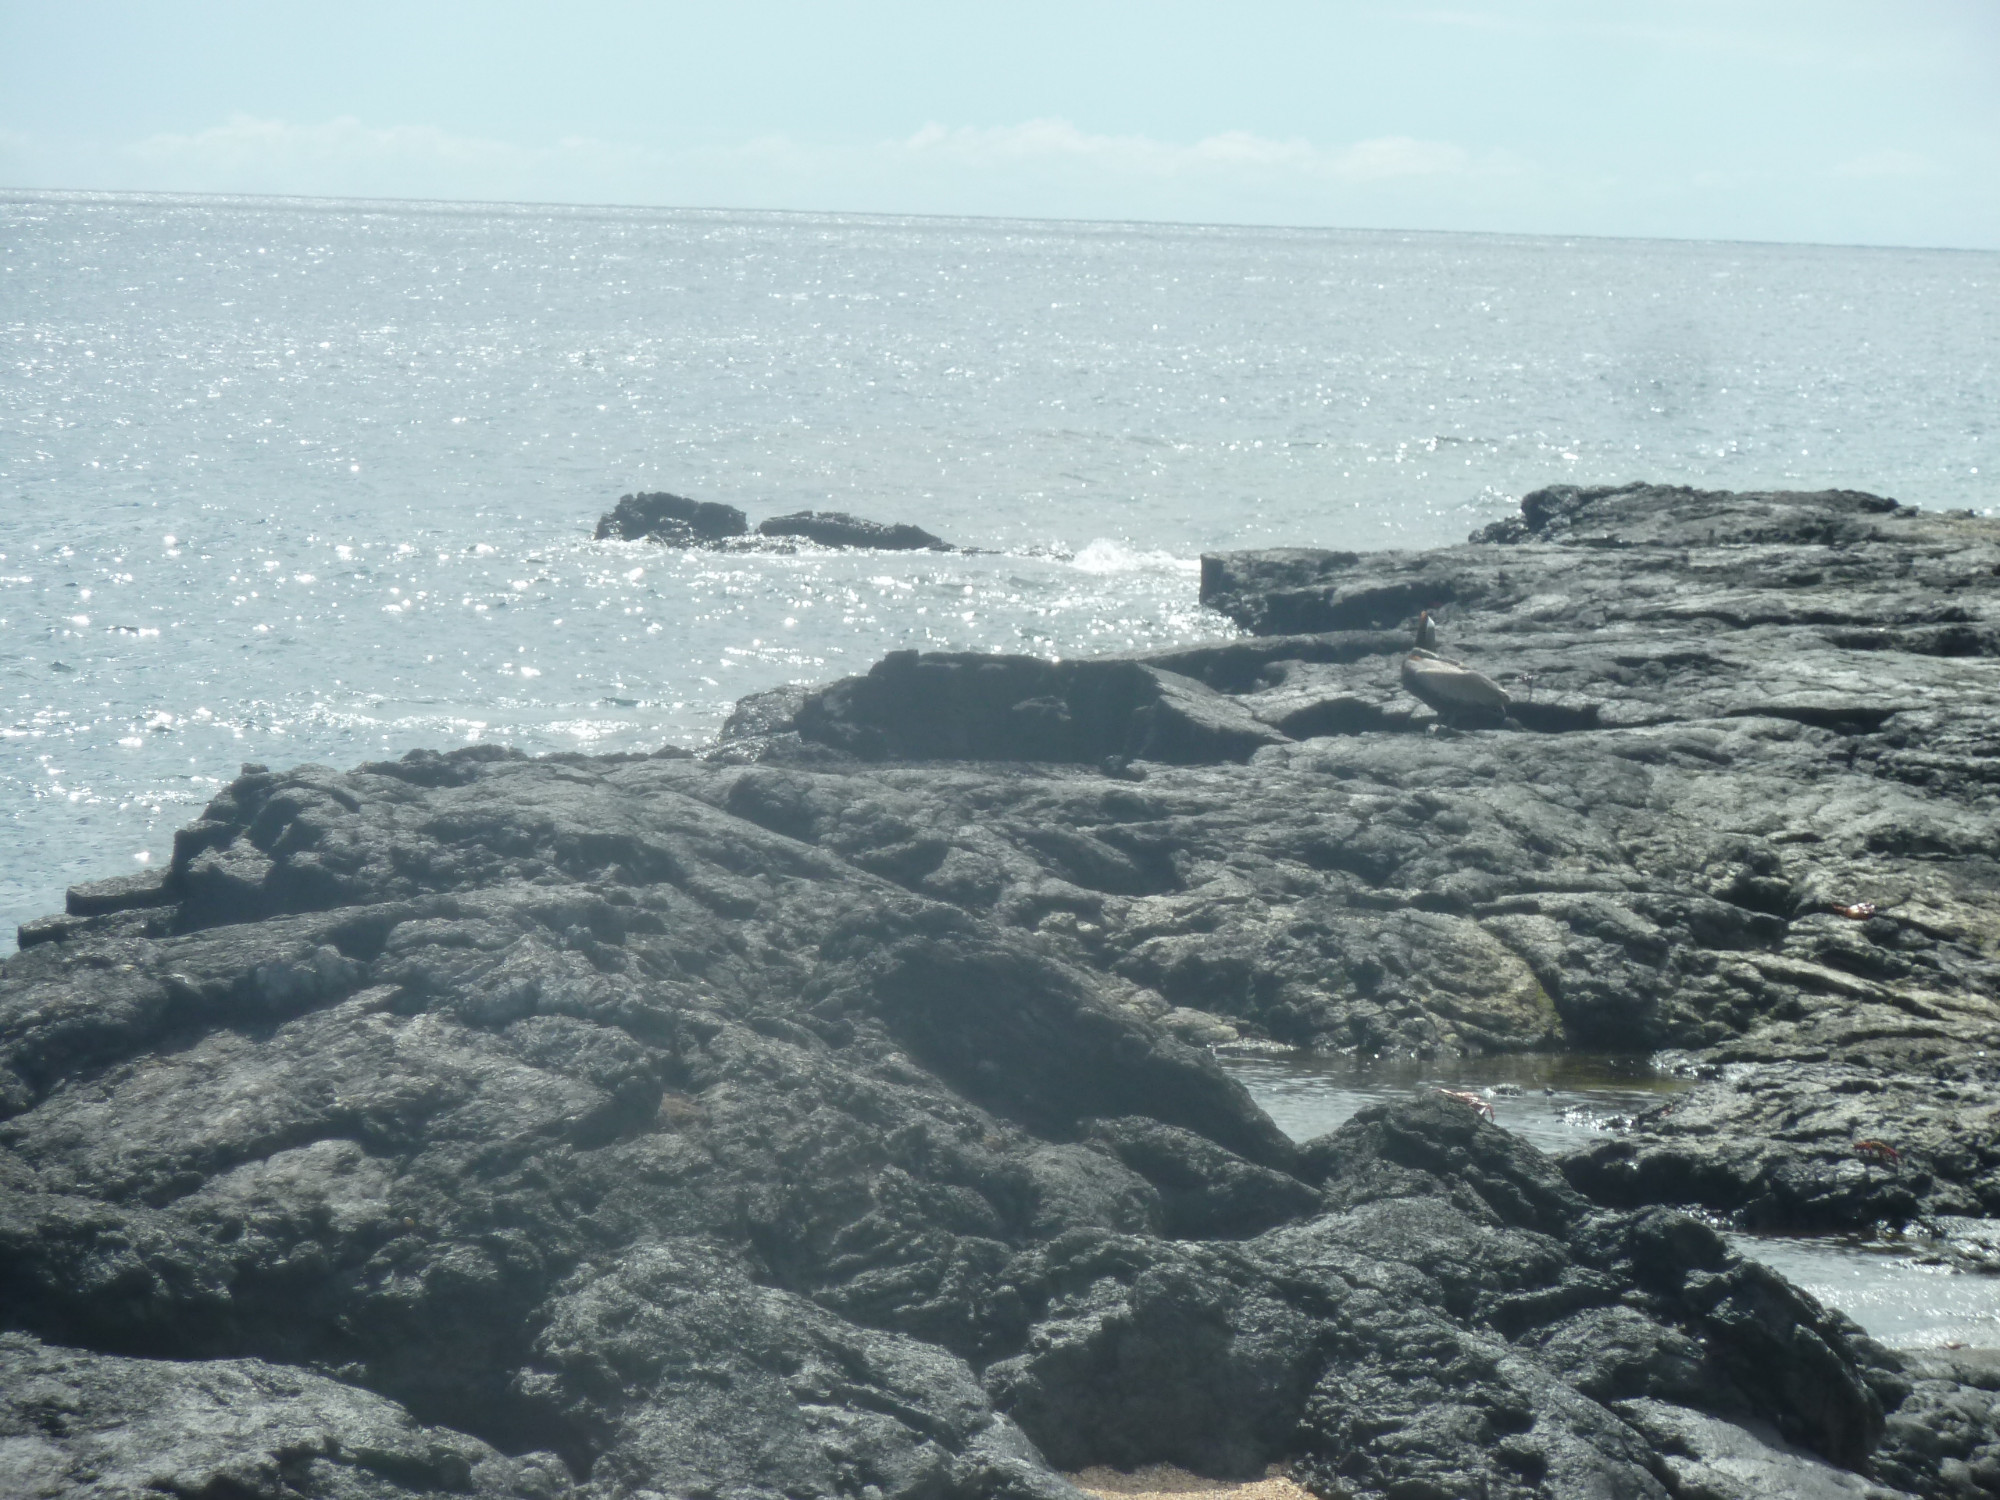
[[761, 651, 1287, 766]]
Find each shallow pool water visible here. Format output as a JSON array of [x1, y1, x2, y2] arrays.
[[1223, 1050, 2000, 1350], [1220, 1050, 1687, 1160], [1727, 1230, 2000, 1351]]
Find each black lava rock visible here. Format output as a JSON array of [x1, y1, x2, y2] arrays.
[[757, 511, 951, 550], [10, 482, 2000, 1499], [595, 491, 749, 544]]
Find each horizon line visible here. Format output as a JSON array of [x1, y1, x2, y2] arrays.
[[3, 182, 1992, 258]]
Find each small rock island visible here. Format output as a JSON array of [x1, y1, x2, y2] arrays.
[[595, 491, 953, 551], [5, 483, 1999, 1499]]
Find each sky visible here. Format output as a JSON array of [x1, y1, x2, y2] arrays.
[[2, 1, 1996, 247]]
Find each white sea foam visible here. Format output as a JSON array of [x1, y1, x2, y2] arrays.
[[1069, 538, 1200, 575]]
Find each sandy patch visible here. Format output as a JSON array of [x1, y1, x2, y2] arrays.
[[1069, 1463, 1315, 1500]]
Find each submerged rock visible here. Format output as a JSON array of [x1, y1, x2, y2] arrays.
[[7, 481, 2000, 1498], [757, 510, 952, 551], [594, 491, 749, 544]]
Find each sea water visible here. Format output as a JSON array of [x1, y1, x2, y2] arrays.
[[4, 189, 1996, 937], [1223, 1053, 2000, 1350]]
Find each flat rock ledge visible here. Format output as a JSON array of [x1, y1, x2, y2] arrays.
[[6, 483, 2000, 1500]]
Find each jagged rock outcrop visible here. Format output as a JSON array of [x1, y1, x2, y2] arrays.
[[7, 482, 2000, 1499], [0, 792, 1928, 1499], [0, 749, 1957, 1498], [707, 483, 2000, 1230], [757, 511, 952, 551]]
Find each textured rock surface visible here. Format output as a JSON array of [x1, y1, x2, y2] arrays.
[[0, 1331, 570, 1499], [757, 511, 952, 551], [712, 483, 2000, 1229], [7, 482, 2000, 1499]]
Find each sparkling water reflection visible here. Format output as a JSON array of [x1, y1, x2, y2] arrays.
[[1222, 1050, 1686, 1158], [5, 191, 1996, 937]]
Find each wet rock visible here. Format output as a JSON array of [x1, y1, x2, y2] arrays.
[[594, 491, 749, 544], [1562, 1055, 2000, 1231], [758, 510, 952, 551], [1874, 1348, 2000, 1498]]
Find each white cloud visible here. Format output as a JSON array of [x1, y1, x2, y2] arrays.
[[105, 112, 1485, 207], [1327, 136, 1472, 182]]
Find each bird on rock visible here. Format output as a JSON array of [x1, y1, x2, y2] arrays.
[[1401, 612, 1510, 727]]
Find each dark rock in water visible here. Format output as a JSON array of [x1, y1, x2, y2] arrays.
[[1469, 480, 1909, 548], [594, 490, 749, 544], [1561, 1053, 2000, 1232], [758, 510, 951, 551], [9, 481, 2000, 1499]]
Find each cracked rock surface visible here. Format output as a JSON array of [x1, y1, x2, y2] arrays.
[[6, 483, 2000, 1499], [709, 483, 2000, 1230]]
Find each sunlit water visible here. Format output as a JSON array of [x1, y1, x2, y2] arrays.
[[1223, 1050, 1688, 1158], [1734, 1228, 2000, 1350], [1224, 1052, 2000, 1350], [4, 189, 1996, 938]]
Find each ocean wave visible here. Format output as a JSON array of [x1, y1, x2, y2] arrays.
[[1068, 538, 1200, 575]]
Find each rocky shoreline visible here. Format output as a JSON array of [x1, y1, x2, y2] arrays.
[[5, 483, 2000, 1499]]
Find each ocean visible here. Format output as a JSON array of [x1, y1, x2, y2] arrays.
[[3, 189, 1995, 942]]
